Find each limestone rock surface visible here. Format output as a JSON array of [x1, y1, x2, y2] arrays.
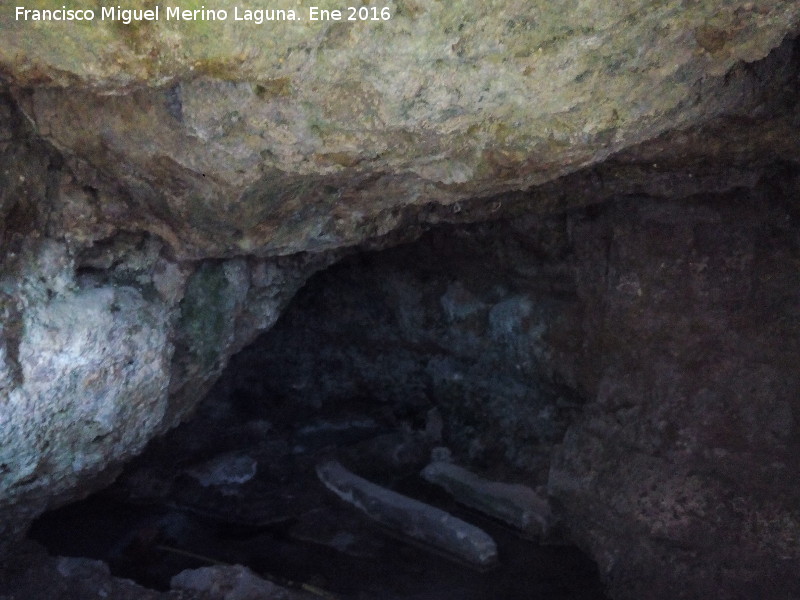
[[2, 1, 798, 256], [0, 92, 333, 548], [0, 541, 192, 600], [0, 3, 799, 598]]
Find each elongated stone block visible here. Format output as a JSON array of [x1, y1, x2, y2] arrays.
[[421, 460, 553, 537], [316, 460, 497, 567]]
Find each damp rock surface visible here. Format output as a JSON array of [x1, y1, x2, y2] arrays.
[[0, 89, 337, 548], [547, 195, 800, 600]]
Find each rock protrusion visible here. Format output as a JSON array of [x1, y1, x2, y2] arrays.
[[316, 460, 498, 568], [421, 458, 554, 537]]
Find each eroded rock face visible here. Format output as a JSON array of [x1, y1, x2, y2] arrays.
[[549, 192, 800, 600], [2, 2, 799, 256], [0, 93, 335, 547], [0, 3, 799, 597], [224, 181, 800, 598]]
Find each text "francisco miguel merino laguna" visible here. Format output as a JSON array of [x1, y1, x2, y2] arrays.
[[15, 5, 393, 23]]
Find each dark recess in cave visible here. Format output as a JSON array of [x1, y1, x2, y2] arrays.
[[28, 209, 613, 600]]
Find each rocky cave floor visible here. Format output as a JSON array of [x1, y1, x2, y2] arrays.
[[20, 382, 608, 600]]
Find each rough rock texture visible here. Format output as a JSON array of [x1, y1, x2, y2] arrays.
[[0, 3, 799, 599], [225, 178, 800, 598], [317, 459, 499, 567], [2, 2, 799, 256], [0, 541, 313, 600], [548, 194, 800, 600], [0, 92, 335, 547], [222, 223, 582, 481]]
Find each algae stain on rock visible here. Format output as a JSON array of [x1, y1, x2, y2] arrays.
[[178, 263, 230, 370]]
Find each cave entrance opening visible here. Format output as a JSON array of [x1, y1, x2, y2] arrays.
[[29, 218, 608, 599]]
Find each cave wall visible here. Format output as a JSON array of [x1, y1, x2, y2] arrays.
[[225, 179, 800, 599], [220, 215, 583, 482], [0, 92, 337, 547], [3, 3, 799, 258], [550, 188, 800, 600], [0, 3, 799, 598]]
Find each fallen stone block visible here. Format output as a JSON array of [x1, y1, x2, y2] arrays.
[[421, 460, 553, 537], [316, 460, 498, 568]]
